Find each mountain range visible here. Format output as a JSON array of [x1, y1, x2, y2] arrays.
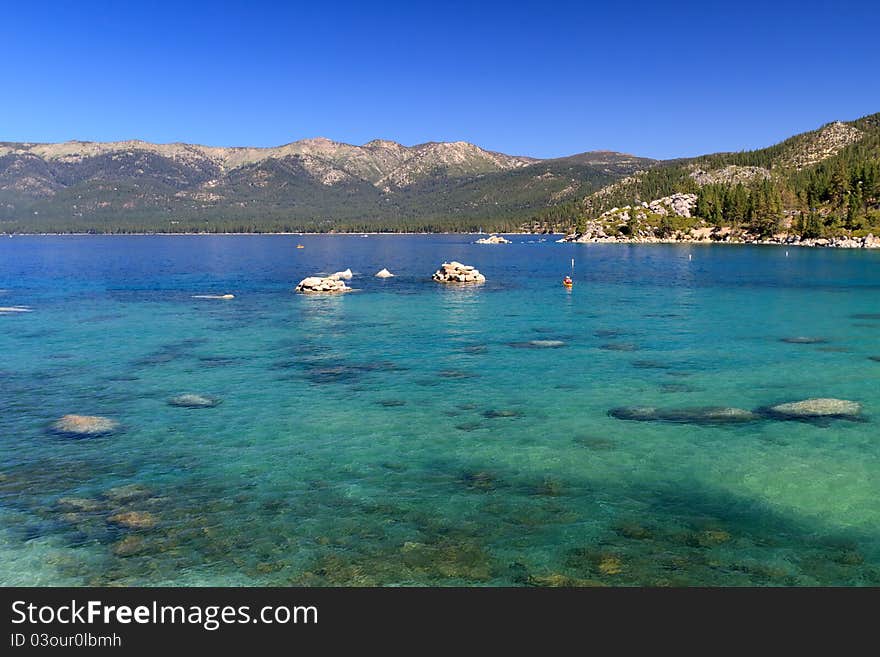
[[0, 137, 651, 232], [1, 112, 877, 235]]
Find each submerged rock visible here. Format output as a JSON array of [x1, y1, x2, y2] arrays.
[[530, 477, 564, 497], [599, 342, 639, 352], [112, 535, 147, 557], [609, 406, 759, 424], [50, 414, 120, 437], [104, 484, 153, 504], [632, 359, 674, 370], [608, 406, 658, 421], [598, 555, 624, 576], [781, 336, 828, 344], [295, 276, 351, 294], [660, 382, 699, 393], [575, 436, 616, 450], [509, 340, 566, 349], [374, 268, 395, 278], [0, 306, 32, 313], [461, 471, 498, 492], [455, 421, 484, 432], [57, 497, 104, 513], [483, 409, 523, 419], [526, 573, 606, 587], [438, 369, 479, 379], [168, 393, 221, 408], [108, 510, 157, 529], [763, 398, 862, 420], [432, 261, 486, 284]]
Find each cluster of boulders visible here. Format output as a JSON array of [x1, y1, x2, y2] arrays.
[[768, 234, 879, 249], [432, 262, 486, 284], [295, 276, 351, 294], [475, 234, 511, 244], [690, 166, 770, 186], [646, 193, 698, 218], [596, 193, 698, 224]]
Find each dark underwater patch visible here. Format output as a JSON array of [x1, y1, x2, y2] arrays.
[[780, 336, 829, 344], [599, 342, 639, 352]]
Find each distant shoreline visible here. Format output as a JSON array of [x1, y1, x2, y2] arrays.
[[1, 231, 878, 249], [0, 231, 521, 236]]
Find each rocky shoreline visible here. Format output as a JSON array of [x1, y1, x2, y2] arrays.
[[558, 231, 880, 249]]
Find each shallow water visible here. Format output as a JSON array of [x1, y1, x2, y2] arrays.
[[1, 235, 879, 586]]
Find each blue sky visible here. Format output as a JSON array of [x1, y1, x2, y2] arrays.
[[1, 0, 877, 159]]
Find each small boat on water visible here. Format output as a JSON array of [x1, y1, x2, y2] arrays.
[[296, 244, 305, 249], [563, 258, 575, 288]]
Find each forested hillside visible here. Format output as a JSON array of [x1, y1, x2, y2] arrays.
[[562, 113, 880, 239]]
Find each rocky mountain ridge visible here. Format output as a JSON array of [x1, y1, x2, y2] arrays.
[[0, 136, 649, 232], [0, 137, 535, 193]]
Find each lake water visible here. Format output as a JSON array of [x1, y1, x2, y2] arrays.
[[1, 235, 879, 586]]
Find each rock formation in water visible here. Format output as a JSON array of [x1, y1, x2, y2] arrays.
[[295, 276, 351, 293], [432, 262, 486, 284], [375, 268, 395, 278], [50, 414, 120, 436], [330, 268, 353, 280], [475, 234, 511, 244]]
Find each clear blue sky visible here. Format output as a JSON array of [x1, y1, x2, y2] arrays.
[[2, 0, 877, 159]]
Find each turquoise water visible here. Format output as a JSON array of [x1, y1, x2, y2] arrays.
[[1, 235, 879, 586]]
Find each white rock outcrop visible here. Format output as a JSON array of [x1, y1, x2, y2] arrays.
[[329, 268, 353, 280], [475, 234, 511, 244], [432, 262, 486, 284], [295, 276, 351, 294], [375, 268, 395, 278]]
